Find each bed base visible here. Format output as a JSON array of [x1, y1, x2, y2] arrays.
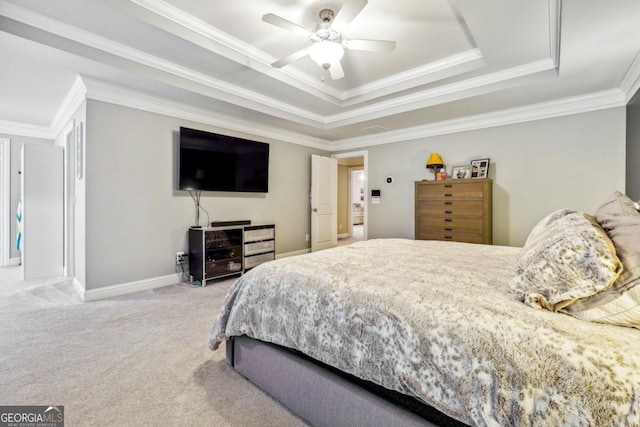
[[227, 336, 467, 427]]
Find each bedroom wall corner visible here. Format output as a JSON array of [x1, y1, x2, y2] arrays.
[[626, 90, 640, 200], [53, 100, 87, 295]]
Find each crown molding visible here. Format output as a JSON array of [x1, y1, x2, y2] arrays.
[[50, 75, 87, 139], [339, 49, 486, 106], [81, 76, 331, 150], [122, 0, 343, 103], [126, 0, 487, 105], [0, 75, 86, 140], [2, 0, 569, 131], [330, 89, 626, 151], [325, 59, 557, 128], [0, 120, 53, 139], [620, 50, 640, 103], [0, 75, 625, 151], [0, 0, 326, 127]]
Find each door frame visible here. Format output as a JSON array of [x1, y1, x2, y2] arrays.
[[0, 138, 10, 267], [332, 150, 368, 241], [63, 121, 76, 277], [348, 167, 364, 238]]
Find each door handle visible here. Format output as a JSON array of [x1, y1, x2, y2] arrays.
[[313, 208, 318, 212]]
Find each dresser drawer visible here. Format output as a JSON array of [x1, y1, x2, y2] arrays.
[[245, 252, 275, 269], [245, 240, 275, 256], [417, 217, 484, 235], [244, 227, 274, 243], [415, 181, 485, 199], [417, 231, 485, 244], [416, 200, 484, 217]]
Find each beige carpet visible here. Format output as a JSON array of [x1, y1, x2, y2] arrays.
[[0, 272, 307, 426]]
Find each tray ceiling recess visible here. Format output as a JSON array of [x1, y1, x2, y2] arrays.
[[1, 0, 639, 148]]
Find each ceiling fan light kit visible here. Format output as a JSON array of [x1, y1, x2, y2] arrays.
[[309, 40, 345, 69], [262, 0, 395, 80]]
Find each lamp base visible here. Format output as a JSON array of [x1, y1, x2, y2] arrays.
[[426, 165, 443, 181]]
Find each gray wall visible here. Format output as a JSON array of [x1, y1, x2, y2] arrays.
[[0, 133, 54, 260], [85, 100, 329, 290], [343, 107, 626, 247], [627, 90, 640, 200]]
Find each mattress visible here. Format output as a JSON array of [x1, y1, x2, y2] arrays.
[[209, 238, 640, 426]]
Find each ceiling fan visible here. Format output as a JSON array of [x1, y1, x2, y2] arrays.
[[262, 0, 396, 80]]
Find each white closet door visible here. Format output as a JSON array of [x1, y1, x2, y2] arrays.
[[22, 144, 64, 279]]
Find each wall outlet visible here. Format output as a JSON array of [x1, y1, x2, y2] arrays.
[[176, 251, 185, 265], [305, 234, 309, 242]]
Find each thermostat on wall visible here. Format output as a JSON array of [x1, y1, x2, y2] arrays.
[[371, 189, 381, 205]]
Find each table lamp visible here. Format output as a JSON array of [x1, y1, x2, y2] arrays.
[[426, 153, 444, 179]]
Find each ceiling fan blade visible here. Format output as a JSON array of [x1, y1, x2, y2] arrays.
[[262, 13, 314, 38], [271, 48, 310, 68], [345, 39, 396, 53], [329, 61, 345, 80], [330, 0, 368, 32]]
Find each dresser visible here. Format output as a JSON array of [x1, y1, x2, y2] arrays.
[[188, 223, 275, 285], [415, 179, 492, 244], [352, 204, 364, 225]]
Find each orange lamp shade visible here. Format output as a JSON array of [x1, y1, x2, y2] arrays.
[[426, 153, 444, 169]]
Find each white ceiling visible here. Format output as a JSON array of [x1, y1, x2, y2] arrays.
[[1, 0, 640, 149]]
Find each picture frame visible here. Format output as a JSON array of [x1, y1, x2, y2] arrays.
[[470, 158, 490, 179], [451, 165, 471, 180]]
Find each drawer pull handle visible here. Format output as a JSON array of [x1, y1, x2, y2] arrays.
[[444, 184, 452, 188], [444, 227, 453, 231], [444, 218, 453, 222], [444, 235, 453, 240], [444, 201, 453, 205], [444, 193, 453, 197], [444, 210, 453, 214]]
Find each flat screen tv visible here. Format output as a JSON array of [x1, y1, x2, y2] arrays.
[[179, 127, 269, 193]]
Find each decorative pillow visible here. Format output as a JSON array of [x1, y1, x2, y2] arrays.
[[562, 192, 640, 328], [593, 191, 640, 218], [511, 210, 622, 312], [565, 282, 640, 328], [593, 191, 640, 294], [523, 208, 574, 246]]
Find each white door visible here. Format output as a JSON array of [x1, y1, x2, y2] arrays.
[[311, 154, 337, 252], [22, 145, 64, 279]]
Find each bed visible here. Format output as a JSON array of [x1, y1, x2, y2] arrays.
[[208, 192, 640, 426]]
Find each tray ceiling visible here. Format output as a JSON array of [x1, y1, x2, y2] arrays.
[[1, 0, 639, 148]]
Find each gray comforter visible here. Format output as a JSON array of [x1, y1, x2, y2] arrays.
[[208, 239, 640, 426]]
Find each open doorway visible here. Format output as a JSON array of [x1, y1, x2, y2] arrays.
[[333, 151, 367, 246]]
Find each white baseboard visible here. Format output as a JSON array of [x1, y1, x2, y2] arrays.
[[337, 233, 350, 239], [73, 277, 86, 302], [8, 257, 20, 266], [82, 249, 310, 302], [276, 249, 309, 259], [83, 273, 184, 302]]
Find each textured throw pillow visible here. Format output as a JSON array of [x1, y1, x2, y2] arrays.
[[563, 192, 640, 328], [566, 284, 640, 328], [511, 209, 622, 312], [593, 191, 639, 218]]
